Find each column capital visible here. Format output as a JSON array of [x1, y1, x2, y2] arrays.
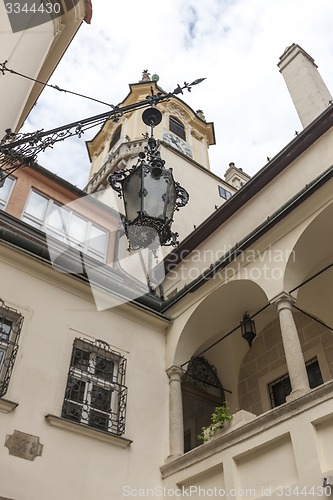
[[270, 292, 296, 310], [166, 365, 184, 381]]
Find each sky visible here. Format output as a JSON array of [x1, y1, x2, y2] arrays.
[[22, 0, 333, 189]]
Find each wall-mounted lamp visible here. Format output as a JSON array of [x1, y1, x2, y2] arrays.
[[241, 313, 256, 349]]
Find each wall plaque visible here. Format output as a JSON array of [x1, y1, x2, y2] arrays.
[[5, 430, 43, 461]]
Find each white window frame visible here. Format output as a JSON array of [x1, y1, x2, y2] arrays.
[[0, 176, 15, 210], [21, 190, 109, 262]]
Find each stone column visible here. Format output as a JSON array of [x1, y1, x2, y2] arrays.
[[273, 293, 310, 401], [166, 365, 184, 460]]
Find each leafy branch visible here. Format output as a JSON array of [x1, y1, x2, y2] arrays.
[[198, 404, 233, 442]]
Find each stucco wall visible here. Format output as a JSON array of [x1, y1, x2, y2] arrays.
[[0, 245, 169, 500]]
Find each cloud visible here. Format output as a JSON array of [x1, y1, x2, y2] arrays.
[[19, 0, 333, 187]]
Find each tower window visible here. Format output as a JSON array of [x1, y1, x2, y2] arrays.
[[109, 126, 122, 151], [169, 116, 186, 141], [218, 186, 232, 200]]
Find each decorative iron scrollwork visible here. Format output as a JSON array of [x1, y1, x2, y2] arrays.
[[108, 133, 189, 251], [0, 75, 206, 181], [175, 182, 190, 211], [108, 169, 131, 197]]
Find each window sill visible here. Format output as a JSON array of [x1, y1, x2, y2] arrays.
[[0, 398, 18, 413], [45, 415, 132, 448]]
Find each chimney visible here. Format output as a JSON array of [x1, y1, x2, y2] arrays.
[[224, 162, 251, 189], [278, 44, 332, 128]]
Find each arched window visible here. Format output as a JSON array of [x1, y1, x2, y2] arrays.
[[169, 116, 186, 141], [182, 357, 225, 452], [109, 125, 122, 151]]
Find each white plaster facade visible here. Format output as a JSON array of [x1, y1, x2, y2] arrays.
[[1, 43, 333, 500], [0, 245, 169, 500]]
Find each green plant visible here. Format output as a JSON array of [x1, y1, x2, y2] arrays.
[[198, 404, 233, 442]]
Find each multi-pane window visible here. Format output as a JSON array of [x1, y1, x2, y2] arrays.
[[0, 176, 15, 210], [0, 299, 24, 398], [21, 190, 109, 262], [268, 357, 323, 408], [218, 186, 232, 200], [169, 116, 186, 141], [61, 338, 127, 436]]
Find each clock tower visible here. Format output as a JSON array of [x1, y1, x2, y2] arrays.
[[85, 71, 235, 243]]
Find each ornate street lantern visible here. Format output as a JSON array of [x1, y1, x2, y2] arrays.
[[109, 107, 189, 252], [241, 313, 257, 349]]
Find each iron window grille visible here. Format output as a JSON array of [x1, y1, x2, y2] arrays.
[[0, 299, 24, 398], [61, 338, 128, 436], [268, 357, 323, 408], [169, 116, 186, 141]]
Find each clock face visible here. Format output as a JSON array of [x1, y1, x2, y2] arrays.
[[163, 131, 193, 158]]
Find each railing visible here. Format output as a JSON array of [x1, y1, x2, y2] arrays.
[[161, 381, 333, 499]]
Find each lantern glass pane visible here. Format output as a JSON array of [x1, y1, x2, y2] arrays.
[[165, 180, 177, 220], [142, 172, 169, 219], [123, 168, 142, 222]]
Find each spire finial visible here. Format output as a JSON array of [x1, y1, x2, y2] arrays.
[[140, 69, 151, 82]]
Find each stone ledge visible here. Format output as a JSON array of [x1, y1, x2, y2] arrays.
[[45, 415, 132, 448], [161, 379, 333, 478], [0, 398, 18, 413], [207, 410, 257, 441]]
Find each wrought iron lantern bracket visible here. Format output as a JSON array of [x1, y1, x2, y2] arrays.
[[0, 70, 200, 252], [0, 73, 206, 181]]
